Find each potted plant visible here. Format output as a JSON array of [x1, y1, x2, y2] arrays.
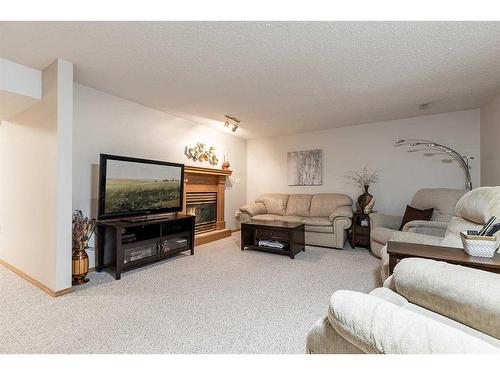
[[72, 210, 96, 285], [343, 166, 380, 213]]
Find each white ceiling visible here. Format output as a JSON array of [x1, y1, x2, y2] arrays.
[[1, 21, 500, 138]]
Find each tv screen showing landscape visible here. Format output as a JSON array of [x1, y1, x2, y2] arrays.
[[101, 157, 183, 218]]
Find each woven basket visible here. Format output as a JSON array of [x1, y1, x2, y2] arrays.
[[460, 232, 500, 258]]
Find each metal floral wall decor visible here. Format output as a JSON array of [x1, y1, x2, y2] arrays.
[[185, 142, 219, 166]]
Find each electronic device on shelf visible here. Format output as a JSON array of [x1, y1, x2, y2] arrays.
[[124, 245, 155, 263], [162, 237, 188, 251], [121, 233, 137, 243], [98, 154, 184, 221]]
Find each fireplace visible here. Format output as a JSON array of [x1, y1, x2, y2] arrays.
[[183, 165, 232, 245], [186, 192, 217, 234]]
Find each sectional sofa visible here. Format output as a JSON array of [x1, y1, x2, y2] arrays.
[[306, 257, 500, 354]]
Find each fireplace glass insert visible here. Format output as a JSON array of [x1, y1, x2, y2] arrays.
[[186, 192, 217, 233]]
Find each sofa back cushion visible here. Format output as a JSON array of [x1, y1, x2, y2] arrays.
[[285, 194, 313, 217], [454, 186, 500, 225], [410, 188, 466, 222], [255, 193, 290, 216], [310, 194, 353, 217], [393, 258, 500, 340]]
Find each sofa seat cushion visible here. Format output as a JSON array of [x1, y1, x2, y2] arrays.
[[302, 217, 332, 233], [283, 215, 304, 223], [252, 214, 284, 222], [371, 227, 398, 245], [285, 194, 313, 217], [305, 225, 333, 233], [303, 217, 331, 226], [446, 217, 483, 238]]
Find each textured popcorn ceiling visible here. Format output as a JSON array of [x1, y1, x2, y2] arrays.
[[1, 21, 500, 138]]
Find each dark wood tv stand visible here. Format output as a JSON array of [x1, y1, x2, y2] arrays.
[[96, 213, 195, 280]]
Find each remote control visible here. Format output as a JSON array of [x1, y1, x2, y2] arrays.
[[478, 216, 496, 236], [486, 223, 500, 236]]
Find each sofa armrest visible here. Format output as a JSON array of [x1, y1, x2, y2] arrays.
[[329, 206, 353, 222], [369, 213, 402, 230], [330, 212, 352, 248], [382, 275, 396, 290], [328, 290, 499, 354], [380, 232, 446, 281], [239, 202, 267, 216], [402, 220, 448, 237], [394, 258, 500, 340]]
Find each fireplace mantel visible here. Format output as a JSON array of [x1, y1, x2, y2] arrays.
[[182, 165, 232, 245], [184, 165, 232, 177]]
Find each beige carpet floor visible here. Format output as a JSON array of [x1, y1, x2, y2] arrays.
[[0, 233, 380, 354]]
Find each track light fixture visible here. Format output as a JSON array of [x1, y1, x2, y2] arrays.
[[224, 115, 240, 132]]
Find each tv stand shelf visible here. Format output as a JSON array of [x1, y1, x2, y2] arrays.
[[96, 213, 195, 280]]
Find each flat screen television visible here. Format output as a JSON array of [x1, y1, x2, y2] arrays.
[[98, 154, 184, 219]]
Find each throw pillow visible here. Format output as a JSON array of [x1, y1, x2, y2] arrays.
[[399, 205, 434, 231]]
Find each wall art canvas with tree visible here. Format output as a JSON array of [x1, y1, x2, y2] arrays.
[[287, 149, 323, 186]]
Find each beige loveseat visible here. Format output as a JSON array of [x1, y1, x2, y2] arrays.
[[306, 257, 500, 354], [239, 193, 353, 249], [370, 188, 466, 258], [379, 186, 500, 281]]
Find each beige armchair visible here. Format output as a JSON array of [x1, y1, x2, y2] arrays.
[[379, 186, 500, 281], [306, 257, 500, 354], [370, 188, 466, 257]]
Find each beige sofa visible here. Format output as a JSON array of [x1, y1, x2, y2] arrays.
[[379, 186, 500, 281], [239, 193, 353, 249], [306, 257, 500, 354], [370, 188, 466, 258]]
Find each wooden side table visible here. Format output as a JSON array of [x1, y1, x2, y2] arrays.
[[387, 241, 500, 275], [349, 212, 371, 249]]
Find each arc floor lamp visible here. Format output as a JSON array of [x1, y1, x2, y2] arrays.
[[395, 139, 474, 190]]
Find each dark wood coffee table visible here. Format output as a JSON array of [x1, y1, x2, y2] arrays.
[[241, 220, 305, 259], [387, 241, 500, 275]]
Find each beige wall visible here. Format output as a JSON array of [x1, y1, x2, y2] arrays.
[[0, 60, 73, 292], [0, 58, 42, 119], [480, 93, 500, 186], [247, 110, 480, 215], [72, 84, 247, 267]]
